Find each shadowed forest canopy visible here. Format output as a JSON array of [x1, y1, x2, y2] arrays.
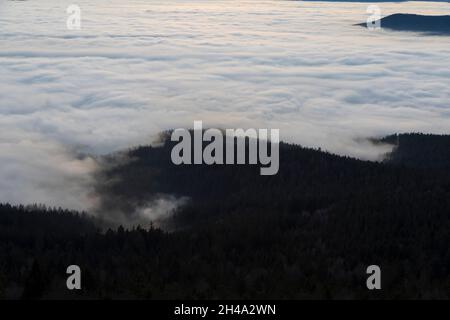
[[1, 133, 450, 299]]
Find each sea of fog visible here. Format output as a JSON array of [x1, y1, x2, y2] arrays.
[[1, 0, 450, 211]]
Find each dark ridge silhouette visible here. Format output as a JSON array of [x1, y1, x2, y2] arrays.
[[380, 133, 450, 170], [357, 13, 450, 35], [2, 133, 450, 299]]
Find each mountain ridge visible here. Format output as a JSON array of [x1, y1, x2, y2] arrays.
[[358, 13, 450, 34], [2, 132, 450, 299]]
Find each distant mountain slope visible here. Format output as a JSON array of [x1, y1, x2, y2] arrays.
[[358, 14, 450, 34], [95, 135, 411, 228], [381, 133, 450, 169], [2, 132, 450, 299]]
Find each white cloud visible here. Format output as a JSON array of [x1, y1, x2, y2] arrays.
[[1, 0, 450, 212], [0, 130, 98, 211]]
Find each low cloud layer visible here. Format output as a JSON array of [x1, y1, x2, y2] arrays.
[[1, 0, 450, 218], [0, 131, 98, 211], [96, 193, 190, 229]]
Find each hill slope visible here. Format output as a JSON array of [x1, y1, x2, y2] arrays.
[[2, 133, 450, 299], [358, 14, 450, 34]]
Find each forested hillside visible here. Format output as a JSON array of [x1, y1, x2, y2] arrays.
[[381, 133, 450, 170], [1, 133, 450, 299]]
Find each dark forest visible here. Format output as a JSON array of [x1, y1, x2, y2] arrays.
[[1, 133, 450, 299]]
